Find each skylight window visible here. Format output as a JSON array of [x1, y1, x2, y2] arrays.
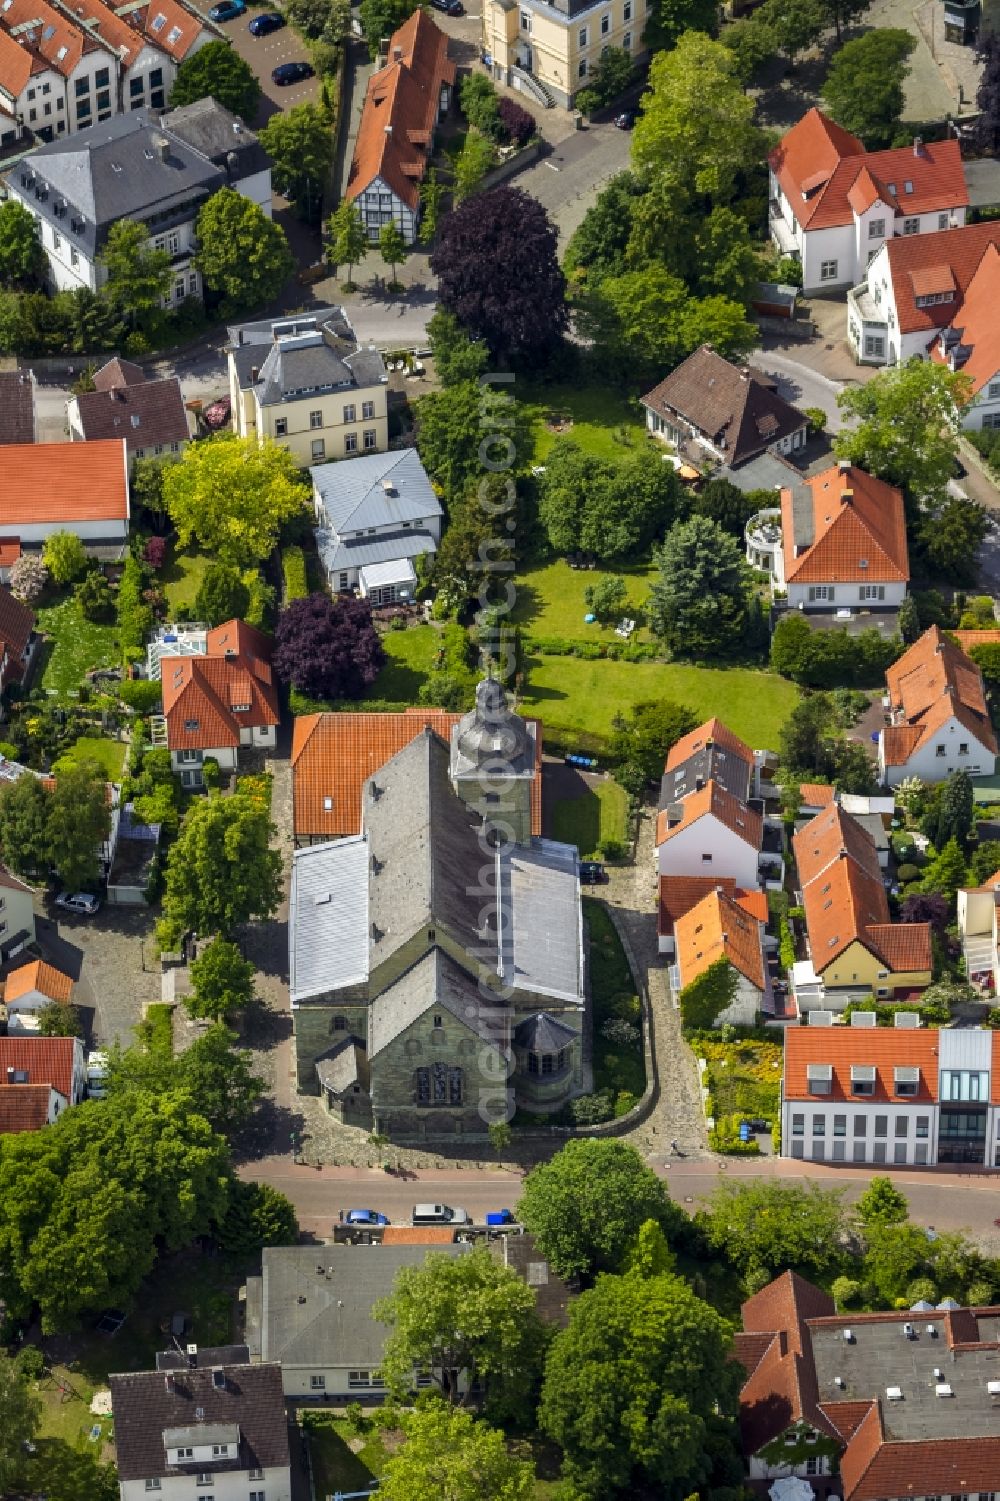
[[56, 44, 67, 59], [43, 23, 55, 38], [151, 10, 166, 27], [167, 24, 181, 41]]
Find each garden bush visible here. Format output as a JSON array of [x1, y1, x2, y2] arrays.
[[566, 1090, 615, 1125], [118, 679, 163, 714], [281, 545, 308, 603], [144, 536, 168, 569], [896, 863, 920, 883]]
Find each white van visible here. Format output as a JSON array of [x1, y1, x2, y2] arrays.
[[411, 1203, 470, 1226]]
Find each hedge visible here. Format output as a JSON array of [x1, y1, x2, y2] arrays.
[[281, 546, 308, 603], [526, 634, 660, 663]]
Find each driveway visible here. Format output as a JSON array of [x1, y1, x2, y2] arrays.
[[212, 11, 320, 129], [750, 348, 847, 433], [33, 905, 161, 1049], [514, 119, 633, 242]]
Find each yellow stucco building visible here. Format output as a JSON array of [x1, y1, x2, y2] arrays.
[[481, 0, 648, 109]]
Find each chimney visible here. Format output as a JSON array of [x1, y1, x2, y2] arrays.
[[5, 1067, 14, 1082], [384, 124, 393, 136], [154, 135, 170, 163], [695, 776, 705, 792], [913, 135, 923, 156], [840, 489, 853, 506], [838, 458, 850, 473], [186, 1343, 198, 1368], [250, 365, 259, 382], [739, 366, 750, 381], [393, 44, 402, 59], [164, 1374, 175, 1393]]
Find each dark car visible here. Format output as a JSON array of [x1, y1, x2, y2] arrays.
[[272, 60, 314, 84], [580, 861, 607, 885], [431, 0, 465, 12], [208, 0, 245, 19], [344, 1208, 390, 1227], [249, 10, 285, 32], [614, 110, 637, 129]]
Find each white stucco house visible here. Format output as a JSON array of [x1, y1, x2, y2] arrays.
[[159, 620, 279, 788], [312, 447, 444, 604], [2, 439, 129, 546], [879, 624, 998, 785], [670, 886, 772, 1026], [928, 242, 1000, 436], [768, 107, 968, 294], [655, 780, 766, 890]]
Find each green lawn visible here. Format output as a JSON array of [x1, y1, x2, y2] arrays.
[[550, 778, 628, 857], [366, 623, 440, 702], [52, 736, 127, 779], [521, 655, 800, 755], [35, 597, 120, 698], [585, 897, 645, 1106], [161, 546, 212, 613], [512, 560, 657, 641], [305, 1415, 388, 1493], [521, 382, 648, 463]]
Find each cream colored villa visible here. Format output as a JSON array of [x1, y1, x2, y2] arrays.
[[481, 0, 648, 109]]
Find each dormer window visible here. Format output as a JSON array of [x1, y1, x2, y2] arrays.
[[851, 1065, 876, 1097], [807, 1065, 832, 1096], [894, 1066, 919, 1097], [184, 719, 200, 732], [231, 702, 251, 713]]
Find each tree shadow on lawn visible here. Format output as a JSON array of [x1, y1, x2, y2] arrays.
[[27, 1436, 117, 1501], [550, 788, 602, 856], [509, 581, 540, 628], [367, 658, 428, 701]]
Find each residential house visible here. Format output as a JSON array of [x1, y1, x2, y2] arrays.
[[3, 957, 73, 1032], [110, 1348, 290, 1501], [246, 1243, 472, 1399], [798, 783, 835, 815], [67, 356, 190, 462], [0, 585, 36, 697], [0, 1081, 65, 1132], [481, 0, 645, 109], [670, 885, 772, 1025], [0, 1034, 87, 1105], [641, 345, 808, 469], [291, 702, 542, 845], [490, 1233, 575, 1327], [929, 241, 1000, 435], [735, 1268, 1000, 1496], [746, 461, 909, 610], [847, 219, 1000, 366], [227, 308, 389, 468], [106, 801, 162, 906], [655, 781, 767, 890], [0, 440, 128, 548], [312, 448, 443, 604], [957, 864, 1000, 992], [768, 108, 968, 294], [346, 9, 455, 245], [290, 680, 586, 1132], [781, 1023, 1000, 1166], [879, 624, 997, 785], [659, 716, 761, 806], [159, 620, 279, 788], [0, 370, 36, 444], [791, 804, 932, 1010], [147, 620, 209, 681], [0, 862, 36, 959], [3, 102, 271, 305]]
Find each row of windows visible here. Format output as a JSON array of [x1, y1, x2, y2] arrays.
[[310, 1371, 384, 1389], [520, 0, 633, 35], [306, 431, 378, 462], [791, 1113, 930, 1138], [806, 585, 888, 602], [275, 413, 376, 437], [526, 1047, 570, 1075], [790, 1139, 929, 1163]]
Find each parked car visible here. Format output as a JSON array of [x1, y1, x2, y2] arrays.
[[208, 0, 245, 18], [344, 1208, 390, 1227], [580, 861, 607, 885], [249, 10, 284, 33], [614, 110, 637, 129], [412, 1203, 469, 1225], [430, 0, 465, 11], [272, 60, 314, 84], [486, 1209, 516, 1226], [55, 891, 101, 915]]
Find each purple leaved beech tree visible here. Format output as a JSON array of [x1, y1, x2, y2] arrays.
[[274, 592, 385, 701], [899, 892, 949, 934], [430, 186, 567, 364]]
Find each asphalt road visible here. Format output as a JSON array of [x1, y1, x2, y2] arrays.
[[750, 349, 846, 434]]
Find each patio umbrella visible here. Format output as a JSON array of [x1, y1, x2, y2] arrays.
[[769, 1476, 816, 1501]]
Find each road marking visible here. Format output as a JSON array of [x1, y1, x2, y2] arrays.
[[545, 161, 561, 172]]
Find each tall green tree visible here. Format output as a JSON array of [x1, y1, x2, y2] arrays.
[[48, 761, 111, 891], [757, 0, 826, 60], [703, 1180, 848, 1282], [358, 0, 412, 57], [43, 530, 88, 584], [648, 516, 748, 658], [218, 1179, 299, 1256], [538, 439, 684, 560], [517, 1139, 685, 1281], [918, 494, 989, 584], [170, 39, 261, 120], [379, 222, 408, 288], [373, 1246, 545, 1412], [823, 29, 915, 145], [608, 700, 697, 786], [175, 1024, 264, 1134], [0, 773, 50, 880], [194, 562, 252, 627], [187, 938, 256, 1022], [564, 172, 645, 289], [820, 0, 872, 39], [164, 433, 308, 567], [416, 382, 528, 506], [0, 1350, 41, 1496], [326, 200, 368, 289], [158, 792, 283, 947], [195, 188, 294, 316], [260, 104, 334, 223], [98, 220, 172, 331], [539, 1270, 738, 1497], [834, 359, 972, 509], [919, 835, 968, 906], [0, 200, 46, 290], [643, 0, 719, 50], [933, 769, 974, 851], [378, 1402, 534, 1501], [427, 308, 488, 387], [855, 1176, 909, 1227]]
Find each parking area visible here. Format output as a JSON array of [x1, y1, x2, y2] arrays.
[[33, 904, 161, 1049], [212, 10, 321, 128]]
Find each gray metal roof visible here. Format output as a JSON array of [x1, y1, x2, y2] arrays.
[[257, 1243, 471, 1368], [289, 837, 369, 1003], [316, 528, 437, 577], [163, 1423, 239, 1447], [504, 839, 582, 1004], [162, 98, 269, 177], [513, 1011, 578, 1052], [369, 949, 505, 1060], [226, 308, 387, 404], [312, 449, 442, 534]]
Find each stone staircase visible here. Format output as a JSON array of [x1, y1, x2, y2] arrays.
[[512, 65, 554, 108]]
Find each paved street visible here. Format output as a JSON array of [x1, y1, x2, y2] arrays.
[[514, 120, 632, 243], [751, 348, 848, 433]]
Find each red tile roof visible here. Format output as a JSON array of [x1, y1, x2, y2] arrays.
[[380, 1226, 457, 1244], [106, 0, 208, 59], [674, 886, 767, 991], [880, 222, 1000, 334], [883, 624, 997, 763], [292, 708, 542, 839], [783, 1026, 940, 1103], [738, 1270, 837, 1452], [0, 440, 128, 525], [952, 627, 1000, 650], [0, 541, 21, 569], [659, 874, 737, 936], [346, 9, 455, 212], [665, 716, 754, 772], [770, 108, 967, 231], [0, 585, 33, 678], [161, 621, 278, 752], [799, 782, 835, 808], [0, 1035, 78, 1102], [655, 779, 763, 850], [781, 465, 908, 585], [0, 1082, 55, 1133], [938, 241, 1000, 396], [4, 959, 73, 1004]]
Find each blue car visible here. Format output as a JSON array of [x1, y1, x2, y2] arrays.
[[209, 0, 245, 18], [272, 59, 314, 84], [249, 10, 284, 33], [344, 1209, 390, 1227]]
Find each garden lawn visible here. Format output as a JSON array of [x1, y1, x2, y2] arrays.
[[550, 778, 628, 857], [161, 546, 212, 613], [520, 654, 800, 756], [52, 735, 126, 779], [521, 382, 648, 463], [585, 897, 645, 1106], [365, 624, 440, 703], [35, 597, 120, 698], [304, 1416, 387, 1493], [512, 560, 657, 642], [691, 1032, 783, 1124]]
